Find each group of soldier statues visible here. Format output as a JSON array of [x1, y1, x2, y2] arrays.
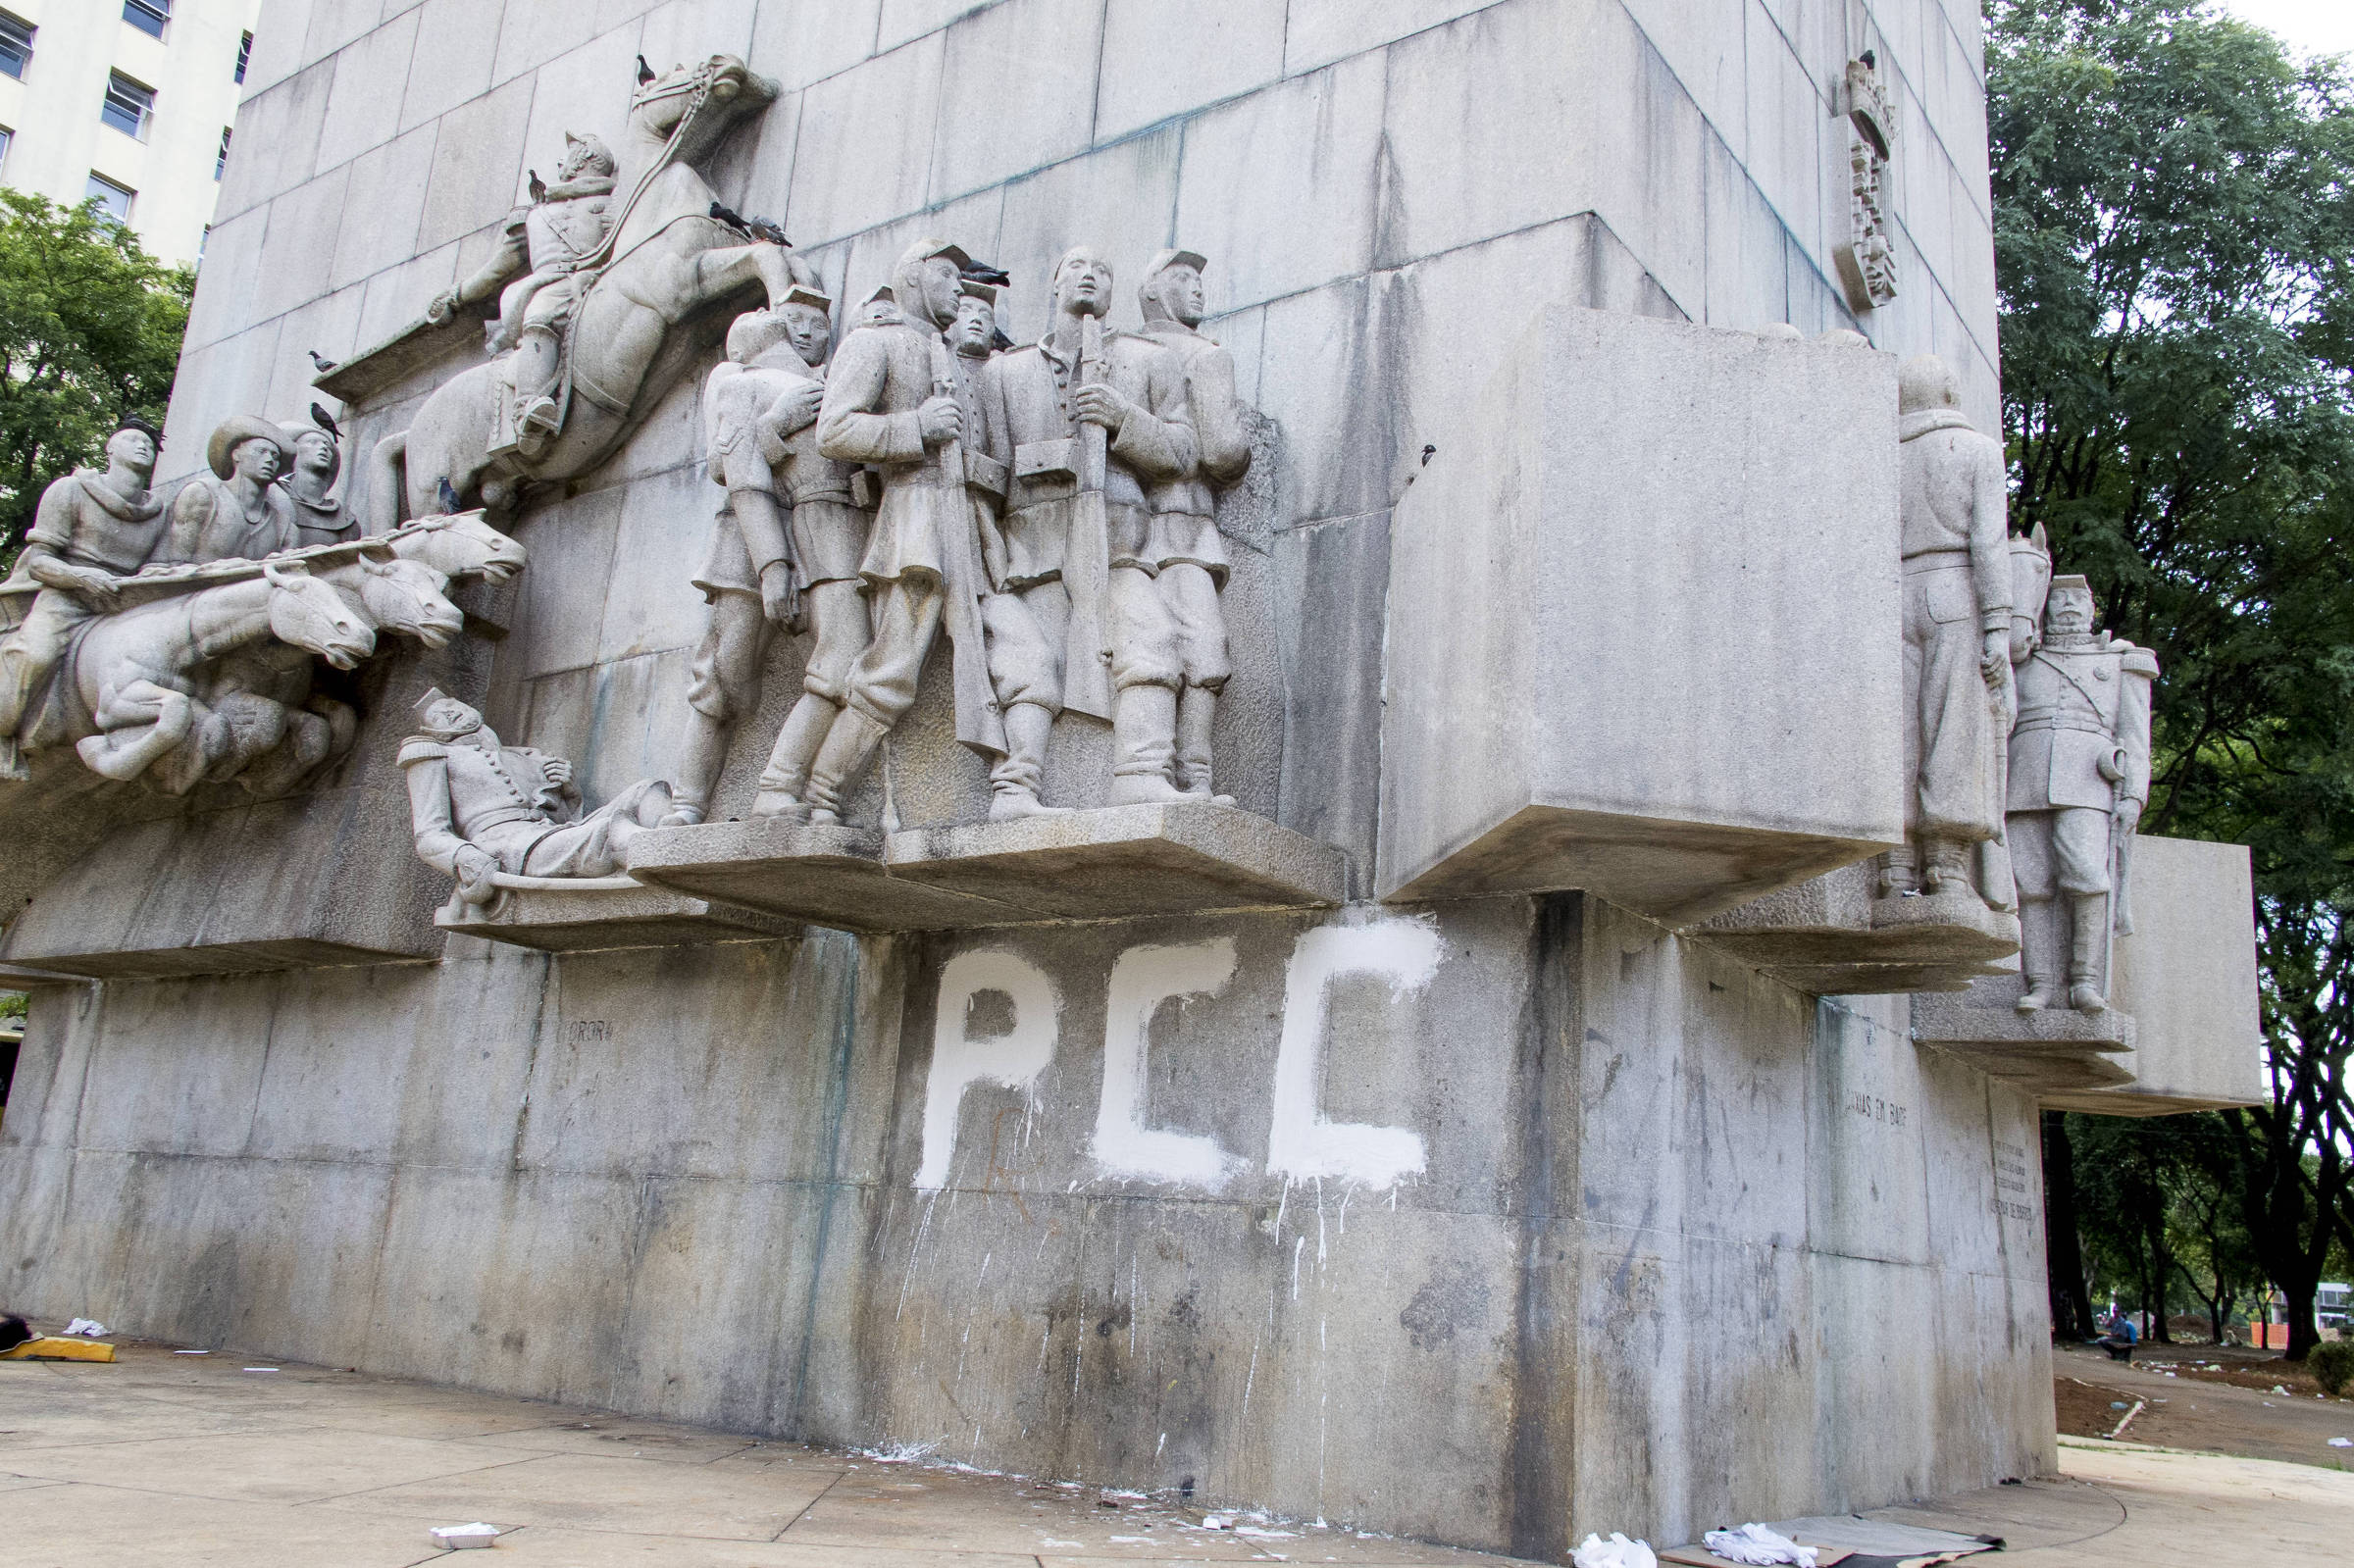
[[0, 408, 362, 782], [1891, 353, 2155, 1015], [666, 236, 1253, 831]]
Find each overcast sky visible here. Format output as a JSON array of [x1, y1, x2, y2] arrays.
[[2215, 0, 2354, 61]]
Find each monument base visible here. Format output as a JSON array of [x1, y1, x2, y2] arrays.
[[1913, 973, 2136, 1093], [434, 882, 800, 952], [629, 806, 1345, 932]]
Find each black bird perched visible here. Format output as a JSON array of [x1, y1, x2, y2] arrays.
[[118, 412, 161, 442], [307, 348, 337, 374], [437, 477, 463, 516], [637, 54, 656, 86], [529, 169, 547, 203], [707, 201, 788, 247], [960, 260, 1012, 288], [310, 403, 343, 441]]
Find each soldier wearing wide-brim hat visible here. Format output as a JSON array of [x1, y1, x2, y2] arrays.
[[168, 414, 302, 565], [279, 411, 358, 549]]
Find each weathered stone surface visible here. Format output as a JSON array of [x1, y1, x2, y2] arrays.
[[1698, 862, 2019, 994], [885, 802, 1347, 919], [1379, 306, 1904, 922], [623, 817, 1007, 932], [1913, 971, 2137, 1095], [2045, 835, 2264, 1115], [434, 881, 799, 953]]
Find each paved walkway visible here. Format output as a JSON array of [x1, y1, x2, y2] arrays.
[[4, 1344, 2352, 1565]]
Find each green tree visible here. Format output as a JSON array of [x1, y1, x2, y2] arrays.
[[1990, 0, 2354, 1359], [0, 189, 192, 571]]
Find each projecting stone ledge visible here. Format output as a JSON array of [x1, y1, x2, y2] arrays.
[[1914, 972, 2137, 1093], [1699, 862, 2019, 994], [434, 881, 800, 952], [626, 804, 1344, 933]]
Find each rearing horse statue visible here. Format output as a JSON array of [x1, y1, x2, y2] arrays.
[[367, 54, 814, 526]]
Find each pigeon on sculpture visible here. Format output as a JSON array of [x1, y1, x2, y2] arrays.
[[637, 54, 656, 86], [308, 349, 336, 374], [309, 404, 342, 441], [437, 477, 463, 516]]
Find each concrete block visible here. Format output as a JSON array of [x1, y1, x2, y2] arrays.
[[884, 803, 1348, 919], [0, 787, 444, 981], [2043, 835, 2265, 1115], [1095, 0, 1285, 139], [316, 11, 422, 173], [1623, 0, 1749, 154], [1914, 972, 2137, 1094], [1280, 0, 1492, 75], [1378, 306, 1905, 923], [304, 0, 384, 63], [331, 126, 436, 293], [435, 882, 802, 952], [417, 76, 534, 253], [214, 60, 335, 223], [397, 0, 506, 133], [786, 33, 946, 244], [993, 129, 1181, 347], [930, 0, 1103, 202], [1171, 51, 1387, 310], [638, 0, 761, 67], [255, 167, 353, 318], [748, 0, 884, 93], [179, 204, 272, 352], [1704, 130, 1793, 330], [1745, 5, 1827, 278], [489, 0, 607, 87]]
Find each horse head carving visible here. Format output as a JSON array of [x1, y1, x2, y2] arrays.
[[264, 561, 376, 671], [391, 513, 529, 582], [354, 557, 465, 649]]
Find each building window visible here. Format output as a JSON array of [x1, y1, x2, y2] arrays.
[[85, 174, 135, 223], [198, 223, 210, 265], [215, 126, 230, 180], [101, 73, 155, 140], [123, 1, 171, 41], [0, 126, 12, 174], [0, 12, 31, 81], [234, 30, 252, 84]]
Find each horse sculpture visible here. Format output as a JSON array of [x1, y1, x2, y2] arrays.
[[20, 514, 524, 794], [367, 54, 815, 526]]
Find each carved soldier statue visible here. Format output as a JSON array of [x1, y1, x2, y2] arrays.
[[2007, 576, 2155, 1012], [668, 289, 849, 825], [168, 416, 302, 565], [975, 247, 1198, 810], [1887, 355, 2011, 904], [425, 131, 618, 460], [1133, 248, 1252, 799], [789, 238, 1002, 824], [0, 417, 167, 779], [400, 688, 675, 913], [279, 412, 358, 548]]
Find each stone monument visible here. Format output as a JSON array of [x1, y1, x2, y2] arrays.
[[0, 11, 2264, 1563]]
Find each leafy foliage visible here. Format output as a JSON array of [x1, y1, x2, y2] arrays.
[[1992, 0, 2354, 1358], [2311, 1339, 2354, 1394], [0, 189, 191, 571]]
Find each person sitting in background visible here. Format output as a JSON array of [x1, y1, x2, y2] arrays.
[[2099, 1308, 2139, 1361]]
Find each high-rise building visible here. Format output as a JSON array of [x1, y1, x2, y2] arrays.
[[0, 0, 263, 269]]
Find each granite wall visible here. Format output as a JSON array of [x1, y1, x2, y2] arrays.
[[0, 893, 2055, 1554]]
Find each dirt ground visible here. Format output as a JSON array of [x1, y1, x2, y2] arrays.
[[2053, 1340, 2354, 1469]]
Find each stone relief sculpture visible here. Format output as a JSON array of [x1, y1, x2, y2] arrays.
[[281, 407, 359, 548], [0, 415, 520, 794], [400, 689, 673, 917], [1133, 249, 1252, 801], [1833, 55, 1898, 314], [672, 288, 853, 826], [2006, 575, 2155, 1011], [773, 237, 1003, 825], [167, 416, 302, 565], [361, 55, 813, 527], [975, 246, 1200, 809], [1883, 355, 2012, 920]]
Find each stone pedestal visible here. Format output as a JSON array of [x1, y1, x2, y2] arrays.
[[1379, 307, 1905, 925], [1699, 862, 2018, 994], [628, 806, 1345, 933], [434, 881, 800, 953], [1913, 972, 2136, 1093]]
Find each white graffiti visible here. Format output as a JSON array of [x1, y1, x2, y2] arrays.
[[913, 949, 1060, 1190], [1092, 937, 1244, 1188], [914, 916, 1445, 1193], [1265, 918, 1443, 1187]]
